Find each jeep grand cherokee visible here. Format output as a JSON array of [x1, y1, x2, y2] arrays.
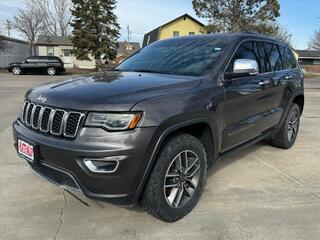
[[13, 33, 304, 222]]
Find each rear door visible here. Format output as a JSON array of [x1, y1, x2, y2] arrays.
[[221, 40, 282, 152]]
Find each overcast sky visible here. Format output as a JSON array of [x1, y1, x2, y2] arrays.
[[0, 0, 319, 49]]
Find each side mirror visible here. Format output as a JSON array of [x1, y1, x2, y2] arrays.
[[225, 59, 259, 80]]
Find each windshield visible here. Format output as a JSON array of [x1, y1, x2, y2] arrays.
[[117, 37, 230, 76]]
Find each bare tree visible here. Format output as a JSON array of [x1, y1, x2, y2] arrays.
[[310, 29, 320, 50], [273, 24, 293, 47], [31, 0, 72, 36], [9, 1, 45, 55]]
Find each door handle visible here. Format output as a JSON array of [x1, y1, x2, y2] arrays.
[[285, 75, 293, 80], [259, 80, 270, 86]]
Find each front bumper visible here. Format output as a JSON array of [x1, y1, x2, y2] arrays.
[[13, 120, 157, 205]]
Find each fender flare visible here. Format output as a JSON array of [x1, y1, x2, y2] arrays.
[[133, 117, 217, 203]]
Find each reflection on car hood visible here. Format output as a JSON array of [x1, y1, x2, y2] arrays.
[[26, 71, 202, 111]]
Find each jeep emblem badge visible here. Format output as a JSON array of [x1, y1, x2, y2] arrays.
[[36, 95, 47, 103]]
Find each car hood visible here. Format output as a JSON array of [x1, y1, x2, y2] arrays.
[[26, 71, 202, 111]]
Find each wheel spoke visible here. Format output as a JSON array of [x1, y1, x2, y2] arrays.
[[174, 188, 184, 207], [174, 155, 183, 172], [167, 187, 179, 205], [187, 165, 200, 178], [185, 156, 199, 174], [186, 178, 196, 189], [184, 184, 193, 197], [165, 182, 179, 188], [166, 172, 179, 178], [184, 151, 188, 169]]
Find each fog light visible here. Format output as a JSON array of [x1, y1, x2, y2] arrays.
[[83, 158, 121, 173]]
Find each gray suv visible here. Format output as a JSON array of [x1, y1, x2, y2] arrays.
[[13, 33, 304, 222]]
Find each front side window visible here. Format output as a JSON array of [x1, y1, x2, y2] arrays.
[[226, 41, 260, 73], [173, 31, 179, 37], [262, 43, 282, 72], [189, 32, 195, 35], [117, 37, 230, 76]]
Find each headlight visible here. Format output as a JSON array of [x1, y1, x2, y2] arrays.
[[85, 112, 142, 131]]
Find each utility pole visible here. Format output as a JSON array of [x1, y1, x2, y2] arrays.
[[126, 25, 131, 55], [127, 25, 131, 43], [5, 20, 11, 37]]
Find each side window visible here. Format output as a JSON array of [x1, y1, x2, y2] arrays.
[[283, 48, 296, 69], [227, 41, 260, 72], [262, 43, 282, 72]]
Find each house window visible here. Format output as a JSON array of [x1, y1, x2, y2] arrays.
[[63, 49, 71, 57], [47, 46, 54, 56], [173, 31, 179, 37], [189, 32, 195, 35], [313, 60, 320, 65]]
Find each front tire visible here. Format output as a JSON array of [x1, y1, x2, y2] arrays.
[[271, 103, 301, 149], [12, 67, 22, 75], [142, 133, 207, 222], [47, 67, 56, 76]]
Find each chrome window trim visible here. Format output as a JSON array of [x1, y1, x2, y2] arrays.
[[222, 38, 300, 82]]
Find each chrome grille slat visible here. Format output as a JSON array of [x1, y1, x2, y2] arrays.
[[26, 103, 35, 126], [20, 100, 83, 138]]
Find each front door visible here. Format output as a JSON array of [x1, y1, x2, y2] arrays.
[[221, 40, 282, 152], [62, 49, 72, 68]]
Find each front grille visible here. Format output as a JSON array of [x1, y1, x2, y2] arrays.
[[21, 101, 84, 138]]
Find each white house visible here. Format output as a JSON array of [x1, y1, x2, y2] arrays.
[[37, 35, 141, 69]]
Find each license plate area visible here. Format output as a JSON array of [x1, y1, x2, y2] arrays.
[[18, 138, 38, 163]]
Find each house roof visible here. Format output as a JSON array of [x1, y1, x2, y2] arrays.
[[161, 13, 205, 28], [0, 35, 28, 45], [117, 41, 140, 55], [145, 13, 205, 36], [37, 35, 73, 46], [295, 50, 320, 59]]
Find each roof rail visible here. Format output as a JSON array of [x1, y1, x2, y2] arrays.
[[240, 31, 260, 35]]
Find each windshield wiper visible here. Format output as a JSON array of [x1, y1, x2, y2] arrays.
[[132, 69, 171, 74]]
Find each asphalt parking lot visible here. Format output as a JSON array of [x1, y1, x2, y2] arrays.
[[0, 72, 320, 240]]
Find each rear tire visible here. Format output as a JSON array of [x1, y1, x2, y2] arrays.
[[271, 103, 300, 149], [142, 133, 207, 222], [47, 67, 56, 76], [12, 67, 22, 75]]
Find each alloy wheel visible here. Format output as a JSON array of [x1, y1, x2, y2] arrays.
[[47, 68, 56, 75], [12, 67, 21, 75], [287, 110, 299, 142], [163, 150, 201, 208]]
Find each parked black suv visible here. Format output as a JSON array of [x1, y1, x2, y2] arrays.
[[13, 33, 304, 222], [7, 56, 65, 75]]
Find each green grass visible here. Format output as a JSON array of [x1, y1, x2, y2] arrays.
[[304, 73, 320, 79]]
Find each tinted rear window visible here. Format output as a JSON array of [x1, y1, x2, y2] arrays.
[[279, 46, 296, 69]]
